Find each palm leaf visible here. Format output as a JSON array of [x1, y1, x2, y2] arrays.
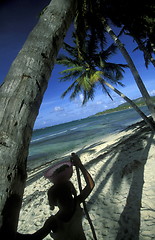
[[70, 84, 82, 100], [61, 80, 77, 98], [89, 70, 102, 84], [117, 81, 125, 87], [101, 43, 118, 60], [57, 29, 126, 105], [99, 79, 113, 101], [57, 55, 80, 67], [77, 73, 92, 91], [59, 71, 81, 82], [60, 66, 84, 75], [62, 42, 78, 58], [82, 87, 95, 105]]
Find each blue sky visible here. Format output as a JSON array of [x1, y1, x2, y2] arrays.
[[0, 0, 155, 129]]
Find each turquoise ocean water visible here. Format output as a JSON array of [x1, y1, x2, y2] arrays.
[[28, 106, 150, 170]]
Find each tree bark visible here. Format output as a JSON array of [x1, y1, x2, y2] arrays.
[[101, 79, 155, 131], [104, 22, 155, 122], [0, 0, 77, 237]]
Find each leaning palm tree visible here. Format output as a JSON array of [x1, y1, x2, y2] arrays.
[[103, 21, 155, 122], [74, 0, 155, 122], [0, 0, 77, 236], [57, 40, 154, 131]]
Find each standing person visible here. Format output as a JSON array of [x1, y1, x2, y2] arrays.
[[47, 153, 95, 240], [16, 154, 95, 240]]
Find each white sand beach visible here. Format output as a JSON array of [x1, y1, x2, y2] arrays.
[[18, 121, 155, 240]]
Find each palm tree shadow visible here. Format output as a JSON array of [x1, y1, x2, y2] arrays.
[[81, 126, 154, 239], [115, 132, 154, 240], [23, 124, 154, 240]]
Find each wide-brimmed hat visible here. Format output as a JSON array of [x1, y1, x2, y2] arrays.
[[44, 160, 73, 183]]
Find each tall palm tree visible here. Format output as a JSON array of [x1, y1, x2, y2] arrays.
[[57, 41, 154, 130], [74, 0, 155, 122], [103, 21, 155, 122], [0, 0, 77, 236]]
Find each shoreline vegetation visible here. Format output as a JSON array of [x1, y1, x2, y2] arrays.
[[33, 96, 155, 132], [19, 119, 155, 239], [94, 96, 155, 116]]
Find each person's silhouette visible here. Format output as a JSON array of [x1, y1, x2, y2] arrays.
[[16, 154, 95, 240]]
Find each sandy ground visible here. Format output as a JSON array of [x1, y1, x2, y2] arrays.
[[18, 121, 155, 240]]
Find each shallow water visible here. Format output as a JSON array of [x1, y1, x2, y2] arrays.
[[28, 106, 150, 170]]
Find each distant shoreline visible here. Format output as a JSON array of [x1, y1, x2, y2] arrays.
[[95, 103, 146, 116], [95, 105, 133, 116], [94, 96, 155, 116]]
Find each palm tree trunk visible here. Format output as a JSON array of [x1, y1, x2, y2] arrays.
[[0, 0, 77, 237], [103, 21, 155, 122], [101, 79, 155, 131]]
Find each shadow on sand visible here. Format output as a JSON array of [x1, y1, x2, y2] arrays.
[[79, 125, 154, 239], [24, 123, 154, 239]]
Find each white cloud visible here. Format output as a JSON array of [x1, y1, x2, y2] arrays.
[[120, 100, 126, 104], [79, 94, 84, 103], [41, 99, 57, 106], [149, 90, 155, 96], [54, 106, 64, 112], [96, 101, 102, 105]]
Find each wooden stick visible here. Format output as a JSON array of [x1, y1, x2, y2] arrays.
[[75, 165, 98, 240]]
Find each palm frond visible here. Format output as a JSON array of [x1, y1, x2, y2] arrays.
[[61, 80, 78, 98], [59, 71, 81, 82], [74, 0, 106, 59], [87, 87, 95, 101], [82, 87, 95, 105], [89, 70, 102, 84], [57, 55, 80, 67], [117, 81, 125, 87], [57, 24, 127, 106], [87, 32, 99, 56], [102, 43, 118, 59], [99, 62, 127, 83], [62, 42, 77, 53], [99, 79, 113, 101], [70, 84, 82, 100], [77, 73, 92, 91], [62, 42, 79, 59], [60, 66, 84, 75]]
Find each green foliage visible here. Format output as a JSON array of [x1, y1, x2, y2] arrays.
[[95, 96, 155, 116], [57, 34, 127, 105], [74, 0, 155, 68], [75, 0, 106, 59], [99, 0, 155, 66]]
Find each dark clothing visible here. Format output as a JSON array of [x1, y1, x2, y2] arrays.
[[50, 201, 86, 240], [16, 199, 86, 240]]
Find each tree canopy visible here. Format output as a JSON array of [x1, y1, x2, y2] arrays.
[[75, 0, 155, 67], [57, 35, 127, 104]]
